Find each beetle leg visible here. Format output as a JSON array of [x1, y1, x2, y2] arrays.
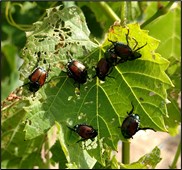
[[67, 125, 76, 132], [43, 63, 51, 83], [108, 46, 115, 52], [134, 42, 147, 52], [90, 138, 95, 141], [106, 66, 115, 79], [107, 65, 114, 75], [138, 127, 156, 132], [107, 74, 115, 79], [125, 29, 130, 47], [66, 51, 73, 61], [116, 58, 127, 64], [33, 92, 36, 97], [127, 102, 134, 115], [76, 138, 86, 143], [47, 63, 51, 74], [21, 82, 30, 87]]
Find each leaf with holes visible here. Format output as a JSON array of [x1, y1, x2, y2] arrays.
[[2, 5, 174, 168]]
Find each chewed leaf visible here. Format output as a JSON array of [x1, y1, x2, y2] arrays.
[[99, 23, 174, 134], [20, 5, 98, 84], [2, 5, 174, 167]]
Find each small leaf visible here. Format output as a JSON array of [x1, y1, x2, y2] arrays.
[[50, 140, 67, 169], [122, 146, 162, 169]]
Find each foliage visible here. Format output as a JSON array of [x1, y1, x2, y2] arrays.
[[1, 1, 181, 169]]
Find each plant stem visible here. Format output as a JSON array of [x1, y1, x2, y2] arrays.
[[126, 2, 132, 22], [141, 1, 174, 28], [169, 139, 181, 169], [120, 2, 125, 24], [94, 2, 120, 22], [122, 141, 130, 164]]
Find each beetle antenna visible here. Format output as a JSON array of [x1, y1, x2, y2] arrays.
[[132, 37, 138, 50], [134, 42, 147, 52], [66, 51, 73, 61], [108, 39, 117, 45], [47, 63, 51, 72], [67, 125, 75, 132]]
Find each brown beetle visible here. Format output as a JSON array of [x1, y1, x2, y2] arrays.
[[28, 64, 50, 93], [67, 60, 88, 89], [67, 124, 98, 143], [94, 58, 113, 81]]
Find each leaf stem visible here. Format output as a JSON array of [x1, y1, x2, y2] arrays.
[[120, 2, 125, 24], [141, 1, 174, 28], [94, 2, 120, 22], [122, 141, 130, 164], [169, 139, 181, 169], [126, 2, 132, 22], [5, 2, 32, 31]]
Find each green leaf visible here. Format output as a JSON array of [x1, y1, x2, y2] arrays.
[[122, 146, 162, 169], [50, 140, 68, 169], [1, 100, 47, 168], [101, 23, 173, 132], [55, 122, 97, 169], [144, 3, 180, 61], [1, 44, 20, 100], [19, 5, 98, 83], [2, 4, 175, 168], [143, 3, 181, 136]]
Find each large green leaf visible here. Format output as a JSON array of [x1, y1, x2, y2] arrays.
[[2, 4, 175, 168]]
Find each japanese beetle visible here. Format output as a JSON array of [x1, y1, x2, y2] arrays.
[[120, 102, 155, 139], [67, 124, 98, 143], [28, 65, 50, 93], [67, 60, 88, 88], [108, 29, 147, 64], [94, 58, 113, 81], [104, 48, 118, 66]]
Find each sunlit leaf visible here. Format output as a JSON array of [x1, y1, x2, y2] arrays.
[[122, 146, 161, 169]]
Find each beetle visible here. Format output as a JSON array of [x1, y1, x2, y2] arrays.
[[67, 59, 88, 89], [67, 124, 98, 143], [108, 29, 147, 64], [93, 58, 114, 81], [104, 48, 118, 66], [28, 65, 50, 93], [120, 102, 155, 139]]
